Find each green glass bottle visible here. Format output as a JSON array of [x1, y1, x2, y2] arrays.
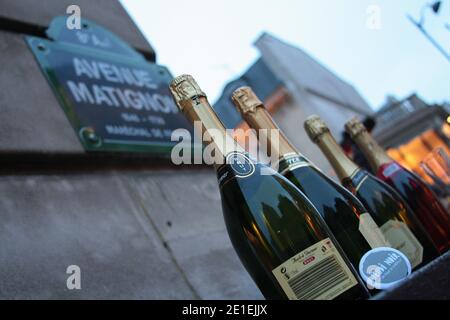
[[169, 75, 369, 300], [231, 87, 388, 276], [345, 117, 450, 253], [304, 115, 439, 270]]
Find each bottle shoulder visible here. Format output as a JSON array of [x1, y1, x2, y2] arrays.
[[221, 163, 313, 207], [219, 162, 332, 264], [353, 171, 410, 219], [285, 165, 368, 212]]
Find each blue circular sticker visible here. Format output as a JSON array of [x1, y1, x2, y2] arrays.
[[359, 247, 411, 290], [226, 152, 255, 178]]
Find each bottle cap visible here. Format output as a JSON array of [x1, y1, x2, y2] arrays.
[[231, 86, 263, 115], [169, 74, 206, 111], [345, 117, 367, 139], [304, 115, 330, 143]]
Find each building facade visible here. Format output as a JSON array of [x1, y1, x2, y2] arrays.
[[215, 33, 373, 177]]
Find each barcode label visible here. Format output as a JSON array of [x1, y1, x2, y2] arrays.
[[272, 238, 358, 300]]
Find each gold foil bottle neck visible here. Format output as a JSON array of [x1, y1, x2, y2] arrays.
[[169, 74, 206, 111], [345, 117, 367, 139], [304, 115, 360, 180], [168, 74, 244, 159], [345, 117, 392, 171], [304, 115, 330, 143], [232, 86, 263, 115]]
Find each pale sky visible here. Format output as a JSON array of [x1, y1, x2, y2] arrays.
[[121, 0, 450, 110]]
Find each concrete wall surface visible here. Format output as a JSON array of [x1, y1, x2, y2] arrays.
[[0, 169, 263, 299], [0, 30, 84, 153]]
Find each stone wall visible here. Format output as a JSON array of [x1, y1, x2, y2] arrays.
[[0, 0, 262, 299]]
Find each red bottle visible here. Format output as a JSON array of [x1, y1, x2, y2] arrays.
[[345, 118, 450, 253]]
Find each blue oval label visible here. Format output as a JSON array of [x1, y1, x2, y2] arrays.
[[359, 247, 411, 290], [226, 152, 255, 178]]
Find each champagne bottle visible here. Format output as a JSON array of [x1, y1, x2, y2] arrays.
[[169, 75, 369, 300], [231, 87, 387, 274], [345, 117, 450, 253], [304, 115, 439, 270]]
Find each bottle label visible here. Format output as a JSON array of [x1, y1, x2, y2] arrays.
[[359, 247, 411, 290], [379, 162, 402, 179], [272, 238, 358, 300], [277, 153, 311, 175], [227, 152, 255, 178], [380, 220, 423, 268], [217, 152, 256, 188], [358, 213, 391, 249], [352, 170, 369, 192]]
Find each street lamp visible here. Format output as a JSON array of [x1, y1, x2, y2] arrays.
[[408, 1, 450, 63], [419, 0, 442, 25]]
